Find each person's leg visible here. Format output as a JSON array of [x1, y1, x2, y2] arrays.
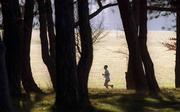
[[104, 80, 108, 89], [106, 80, 110, 88], [110, 84, 114, 88], [107, 80, 113, 88]]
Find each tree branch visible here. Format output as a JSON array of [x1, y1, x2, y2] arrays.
[[89, 3, 118, 19], [74, 3, 118, 27], [97, 0, 102, 8], [74, 3, 176, 28]]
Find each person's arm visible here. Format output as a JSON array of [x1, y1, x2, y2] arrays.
[[107, 70, 110, 76]]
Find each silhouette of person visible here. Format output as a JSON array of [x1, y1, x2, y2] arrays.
[[102, 65, 113, 89]]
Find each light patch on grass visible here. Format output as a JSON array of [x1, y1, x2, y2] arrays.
[[93, 102, 121, 112], [31, 93, 55, 112]]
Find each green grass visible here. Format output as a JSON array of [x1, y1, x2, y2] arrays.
[[26, 88, 180, 112], [90, 88, 180, 112]]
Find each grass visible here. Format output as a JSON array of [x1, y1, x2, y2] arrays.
[[90, 88, 180, 112], [26, 88, 180, 112]]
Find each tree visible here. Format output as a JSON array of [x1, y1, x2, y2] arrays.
[[77, 0, 93, 111], [118, 0, 160, 94], [138, 0, 160, 94], [45, 0, 56, 61], [0, 42, 13, 112], [147, 0, 180, 88], [129, 0, 160, 94], [21, 0, 56, 93], [37, 0, 56, 90], [158, 0, 180, 88], [117, 0, 148, 92], [55, 0, 80, 111], [1, 0, 22, 110], [125, 0, 140, 90], [175, 0, 180, 87], [21, 0, 42, 93]]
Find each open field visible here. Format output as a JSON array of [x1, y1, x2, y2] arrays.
[[30, 30, 176, 89], [28, 31, 180, 112]]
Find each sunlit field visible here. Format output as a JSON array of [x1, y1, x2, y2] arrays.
[[30, 30, 176, 89], [28, 30, 180, 112]]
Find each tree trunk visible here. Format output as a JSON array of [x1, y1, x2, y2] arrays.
[[1, 0, 22, 111], [117, 0, 148, 92], [21, 0, 43, 93], [55, 0, 80, 111], [0, 42, 13, 112], [139, 0, 160, 94], [1, 0, 21, 101], [45, 0, 56, 60], [175, 1, 180, 88], [45, 0, 56, 90], [77, 0, 93, 111], [37, 0, 56, 90], [126, 0, 140, 90], [126, 63, 135, 89]]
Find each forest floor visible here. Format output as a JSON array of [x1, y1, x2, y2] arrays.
[[28, 88, 180, 112]]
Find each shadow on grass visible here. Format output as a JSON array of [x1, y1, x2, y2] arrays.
[[18, 89, 180, 112], [20, 92, 54, 112], [90, 89, 180, 112]]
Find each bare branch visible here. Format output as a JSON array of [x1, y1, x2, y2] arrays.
[[97, 0, 102, 8], [89, 3, 118, 20], [74, 3, 118, 27]]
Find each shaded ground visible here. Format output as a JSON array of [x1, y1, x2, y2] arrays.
[[91, 89, 180, 112], [23, 88, 180, 112]]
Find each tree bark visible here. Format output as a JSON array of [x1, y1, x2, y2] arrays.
[[45, 0, 56, 60], [21, 0, 43, 93], [126, 0, 140, 90], [0, 42, 13, 112], [175, 1, 180, 88], [37, 0, 56, 90], [139, 0, 160, 94], [1, 0, 21, 100], [117, 0, 148, 92], [55, 0, 80, 111], [77, 0, 93, 111], [1, 0, 22, 111]]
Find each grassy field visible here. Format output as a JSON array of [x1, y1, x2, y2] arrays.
[[28, 31, 180, 111], [26, 88, 180, 112], [31, 31, 177, 89]]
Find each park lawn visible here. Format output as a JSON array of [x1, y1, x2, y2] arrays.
[[30, 88, 180, 112]]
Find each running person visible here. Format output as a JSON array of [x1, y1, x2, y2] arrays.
[[102, 65, 113, 89]]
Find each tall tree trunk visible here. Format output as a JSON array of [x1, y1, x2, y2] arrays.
[[1, 0, 22, 110], [175, 1, 180, 88], [45, 0, 56, 90], [117, 0, 148, 92], [139, 0, 160, 94], [126, 0, 140, 90], [55, 0, 80, 111], [77, 0, 93, 111], [37, 0, 56, 90], [0, 42, 13, 112], [21, 0, 42, 93], [45, 0, 56, 60]]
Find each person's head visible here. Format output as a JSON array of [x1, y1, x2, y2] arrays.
[[104, 65, 108, 69]]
